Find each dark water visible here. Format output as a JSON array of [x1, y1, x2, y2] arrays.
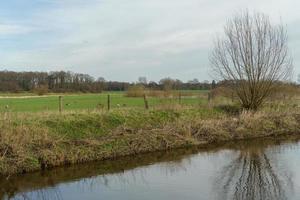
[[1, 136, 300, 200]]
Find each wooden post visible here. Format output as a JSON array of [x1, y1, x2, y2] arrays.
[[59, 96, 63, 113], [143, 94, 149, 109], [178, 92, 182, 104], [198, 93, 202, 107], [208, 92, 211, 107], [107, 94, 111, 111]]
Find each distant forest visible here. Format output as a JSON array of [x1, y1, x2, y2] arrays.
[[0, 70, 214, 93]]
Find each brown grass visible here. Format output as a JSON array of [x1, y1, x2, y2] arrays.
[[126, 88, 205, 98], [0, 106, 299, 176]]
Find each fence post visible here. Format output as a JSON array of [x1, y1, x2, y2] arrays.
[[59, 96, 63, 113], [208, 92, 212, 107], [178, 92, 182, 104], [198, 93, 202, 107], [107, 94, 111, 111], [143, 94, 149, 110]]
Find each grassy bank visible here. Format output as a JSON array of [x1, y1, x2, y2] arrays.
[[2, 135, 299, 198], [0, 106, 299, 175]]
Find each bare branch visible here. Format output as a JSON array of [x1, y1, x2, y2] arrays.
[[210, 11, 293, 110]]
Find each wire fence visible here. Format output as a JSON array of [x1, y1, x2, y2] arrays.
[[0, 92, 212, 113], [0, 91, 298, 113]]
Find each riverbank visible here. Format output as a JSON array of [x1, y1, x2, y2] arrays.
[[0, 106, 299, 175], [2, 135, 300, 199]]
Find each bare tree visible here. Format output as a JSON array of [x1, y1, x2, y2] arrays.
[[210, 11, 293, 110], [159, 77, 175, 91], [138, 76, 147, 85]]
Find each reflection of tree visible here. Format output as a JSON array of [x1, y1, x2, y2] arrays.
[[1, 137, 298, 200], [215, 143, 293, 200]]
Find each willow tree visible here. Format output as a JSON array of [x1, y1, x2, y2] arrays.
[[210, 11, 293, 110]]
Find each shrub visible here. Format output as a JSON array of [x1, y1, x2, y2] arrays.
[[33, 85, 49, 96], [214, 104, 241, 115], [125, 85, 145, 97]]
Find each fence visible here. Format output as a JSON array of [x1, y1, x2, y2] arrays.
[[0, 91, 212, 113]]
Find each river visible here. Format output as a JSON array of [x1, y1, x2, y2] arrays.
[[1, 136, 300, 200]]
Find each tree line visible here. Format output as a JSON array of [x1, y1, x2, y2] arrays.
[[0, 70, 213, 93]]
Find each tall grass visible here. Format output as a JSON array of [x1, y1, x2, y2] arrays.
[[0, 103, 299, 175]]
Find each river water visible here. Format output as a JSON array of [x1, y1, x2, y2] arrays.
[[1, 136, 300, 200]]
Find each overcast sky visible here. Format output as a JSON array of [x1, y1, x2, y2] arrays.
[[0, 0, 299, 82]]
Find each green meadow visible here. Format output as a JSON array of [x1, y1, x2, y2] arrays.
[[0, 90, 209, 112]]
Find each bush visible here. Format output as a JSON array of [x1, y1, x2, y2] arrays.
[[32, 85, 49, 96], [126, 85, 145, 97], [214, 104, 241, 115]]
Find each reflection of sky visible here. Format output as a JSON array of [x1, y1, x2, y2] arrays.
[[51, 151, 232, 200], [11, 141, 300, 200], [276, 143, 300, 199]]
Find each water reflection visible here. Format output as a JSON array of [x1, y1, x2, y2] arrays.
[[215, 139, 295, 200], [12, 188, 61, 200], [0, 136, 299, 200], [0, 147, 199, 200]]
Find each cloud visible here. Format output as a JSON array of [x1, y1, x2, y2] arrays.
[[0, 0, 299, 81], [0, 23, 34, 36]]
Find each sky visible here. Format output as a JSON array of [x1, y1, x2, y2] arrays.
[[0, 0, 299, 82]]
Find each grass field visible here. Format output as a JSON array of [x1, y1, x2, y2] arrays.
[[0, 90, 209, 112]]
